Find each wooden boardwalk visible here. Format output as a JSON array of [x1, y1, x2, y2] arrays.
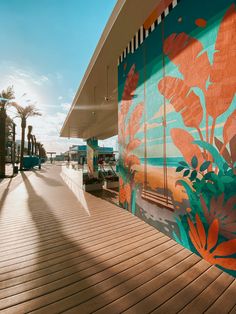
[[0, 164, 235, 314]]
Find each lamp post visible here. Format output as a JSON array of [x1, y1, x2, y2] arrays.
[[47, 152, 56, 164]]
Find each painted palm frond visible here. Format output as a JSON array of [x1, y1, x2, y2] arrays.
[[163, 32, 211, 91], [205, 4, 236, 120], [158, 77, 203, 130]]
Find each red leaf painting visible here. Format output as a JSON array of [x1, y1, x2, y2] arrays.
[[171, 128, 204, 167], [119, 65, 143, 172], [158, 77, 203, 130], [126, 102, 144, 141], [205, 4, 236, 119], [163, 32, 211, 91], [121, 64, 139, 114], [119, 65, 139, 146], [223, 110, 236, 145], [126, 139, 142, 153], [124, 154, 140, 169]]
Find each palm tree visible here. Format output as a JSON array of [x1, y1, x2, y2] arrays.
[[0, 86, 14, 178], [13, 104, 41, 170]]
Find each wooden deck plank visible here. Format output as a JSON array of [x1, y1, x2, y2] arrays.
[[0, 219, 148, 264], [205, 280, 236, 314], [94, 255, 203, 314], [62, 251, 196, 314], [152, 265, 222, 313], [0, 165, 235, 314], [0, 229, 158, 284], [30, 242, 180, 314], [0, 234, 165, 312], [0, 231, 164, 299], [179, 272, 235, 314], [1, 240, 173, 302]]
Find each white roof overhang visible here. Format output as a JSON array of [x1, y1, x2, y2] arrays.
[[60, 0, 161, 140]]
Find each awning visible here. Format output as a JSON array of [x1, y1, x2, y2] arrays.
[[60, 0, 160, 140]]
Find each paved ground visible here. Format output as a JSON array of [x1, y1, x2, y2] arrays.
[[0, 164, 235, 314]]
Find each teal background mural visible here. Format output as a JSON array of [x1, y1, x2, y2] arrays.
[[118, 0, 236, 277]]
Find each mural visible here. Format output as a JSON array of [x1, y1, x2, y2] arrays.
[[118, 0, 236, 277], [87, 138, 99, 176]]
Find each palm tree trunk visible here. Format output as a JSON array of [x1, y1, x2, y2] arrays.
[[27, 134, 31, 155], [0, 107, 6, 178], [20, 118, 26, 171]]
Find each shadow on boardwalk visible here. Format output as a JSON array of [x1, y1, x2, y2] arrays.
[[0, 178, 12, 212], [14, 171, 100, 312], [1, 166, 234, 313]]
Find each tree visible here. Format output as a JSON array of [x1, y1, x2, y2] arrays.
[[0, 86, 14, 178], [13, 104, 41, 170]]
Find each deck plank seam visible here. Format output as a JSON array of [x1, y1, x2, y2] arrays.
[[0, 241, 176, 303]]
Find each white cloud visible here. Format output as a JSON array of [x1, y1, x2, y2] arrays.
[[0, 63, 117, 155], [61, 103, 71, 111], [32, 75, 49, 86], [0, 64, 48, 106]]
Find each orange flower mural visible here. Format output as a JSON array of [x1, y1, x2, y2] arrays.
[[119, 64, 144, 210], [119, 182, 132, 205], [124, 183, 131, 204], [119, 186, 126, 204], [188, 214, 236, 270]]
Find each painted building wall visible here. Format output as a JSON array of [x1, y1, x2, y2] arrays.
[[87, 138, 99, 176], [118, 0, 236, 277]]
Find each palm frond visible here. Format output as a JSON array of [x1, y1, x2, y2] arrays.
[[13, 103, 41, 118], [0, 86, 15, 108], [0, 86, 14, 100]]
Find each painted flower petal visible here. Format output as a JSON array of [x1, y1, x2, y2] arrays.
[[207, 219, 219, 251], [196, 214, 207, 249], [214, 239, 236, 257], [214, 257, 236, 271], [187, 216, 202, 249]]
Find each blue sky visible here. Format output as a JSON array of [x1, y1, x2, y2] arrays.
[[0, 0, 117, 153]]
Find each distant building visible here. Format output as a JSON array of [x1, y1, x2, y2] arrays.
[[69, 145, 114, 164]]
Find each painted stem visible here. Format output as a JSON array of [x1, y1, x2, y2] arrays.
[[196, 127, 207, 159], [196, 127, 204, 142], [219, 143, 227, 155], [215, 142, 227, 174], [206, 113, 209, 143], [210, 118, 216, 145]]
